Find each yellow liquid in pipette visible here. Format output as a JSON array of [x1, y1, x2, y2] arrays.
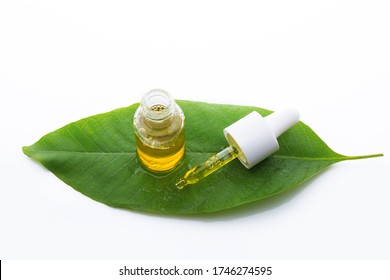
[[176, 145, 239, 189]]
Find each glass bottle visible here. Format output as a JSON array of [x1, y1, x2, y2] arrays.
[[134, 89, 185, 172]]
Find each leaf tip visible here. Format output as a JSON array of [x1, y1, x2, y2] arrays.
[[364, 153, 383, 159], [22, 145, 32, 157], [344, 153, 384, 160]]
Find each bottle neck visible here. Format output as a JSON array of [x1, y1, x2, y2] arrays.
[[141, 89, 175, 128]]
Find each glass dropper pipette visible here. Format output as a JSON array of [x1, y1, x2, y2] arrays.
[[176, 109, 300, 190], [176, 145, 239, 189]]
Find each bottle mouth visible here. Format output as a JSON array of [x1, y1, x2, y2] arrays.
[[141, 89, 174, 120]]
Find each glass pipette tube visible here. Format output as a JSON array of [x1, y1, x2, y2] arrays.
[[176, 145, 239, 190]]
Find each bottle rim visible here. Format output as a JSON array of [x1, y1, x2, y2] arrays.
[[141, 89, 174, 121]]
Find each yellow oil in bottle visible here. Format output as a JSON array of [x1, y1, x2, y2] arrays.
[[134, 90, 185, 173], [135, 129, 185, 172]]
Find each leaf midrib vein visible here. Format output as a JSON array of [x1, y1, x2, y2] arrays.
[[24, 148, 359, 161]]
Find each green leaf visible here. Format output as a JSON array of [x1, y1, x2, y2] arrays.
[[22, 101, 382, 214]]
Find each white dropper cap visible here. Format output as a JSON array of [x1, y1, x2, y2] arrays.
[[223, 108, 300, 169]]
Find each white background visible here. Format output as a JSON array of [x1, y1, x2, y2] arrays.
[[0, 0, 389, 260]]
